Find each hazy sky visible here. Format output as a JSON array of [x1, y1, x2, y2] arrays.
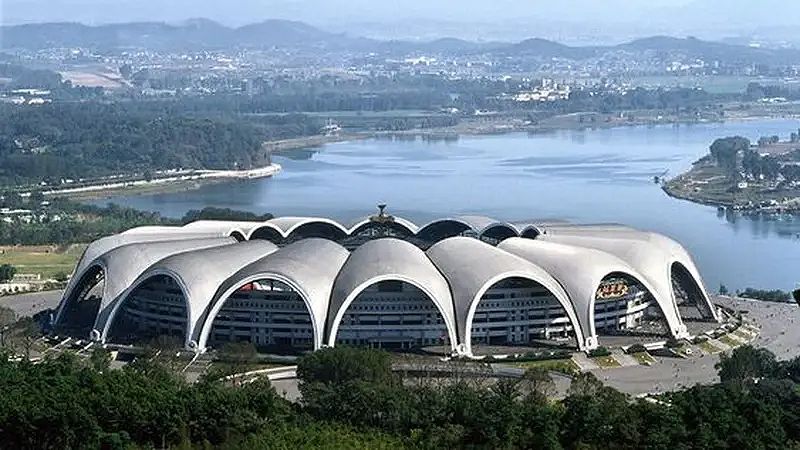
[[2, 0, 798, 42], [0, 0, 707, 25]]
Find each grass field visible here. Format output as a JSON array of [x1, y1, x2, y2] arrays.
[[697, 340, 723, 354], [718, 334, 741, 348], [632, 352, 656, 365], [591, 355, 621, 369], [512, 358, 580, 376], [0, 245, 86, 280]]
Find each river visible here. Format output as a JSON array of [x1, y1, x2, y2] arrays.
[[91, 119, 800, 292]]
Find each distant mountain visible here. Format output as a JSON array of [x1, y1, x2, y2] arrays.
[[0, 19, 362, 51], [3, 19, 800, 66], [617, 36, 800, 64], [504, 38, 598, 59]]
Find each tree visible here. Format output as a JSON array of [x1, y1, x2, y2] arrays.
[[716, 345, 779, 384], [0, 264, 16, 283], [296, 346, 394, 387], [89, 348, 112, 372], [710, 136, 749, 176], [54, 271, 69, 283], [719, 284, 730, 295]]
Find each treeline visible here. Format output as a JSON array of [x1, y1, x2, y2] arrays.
[[180, 207, 273, 224], [0, 63, 103, 100], [708, 136, 800, 182], [558, 86, 719, 114], [0, 200, 170, 246], [0, 199, 275, 246], [0, 102, 320, 186], [1, 345, 799, 449], [739, 288, 794, 303]]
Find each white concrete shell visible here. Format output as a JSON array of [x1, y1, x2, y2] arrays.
[[498, 238, 690, 347], [182, 220, 266, 241], [426, 237, 586, 355], [196, 238, 350, 352], [266, 216, 350, 239], [326, 238, 459, 352], [55, 237, 235, 339], [103, 240, 278, 348], [61, 231, 225, 324], [416, 215, 520, 239], [348, 216, 420, 235], [540, 226, 719, 322]]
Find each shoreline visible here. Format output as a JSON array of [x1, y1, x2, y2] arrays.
[[26, 109, 800, 201], [30, 164, 282, 201], [662, 166, 800, 216]]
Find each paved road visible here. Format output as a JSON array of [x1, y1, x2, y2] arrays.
[[593, 296, 800, 396], [0, 290, 62, 318], [719, 296, 800, 361]]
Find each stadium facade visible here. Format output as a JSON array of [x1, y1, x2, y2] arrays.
[[54, 210, 719, 356]]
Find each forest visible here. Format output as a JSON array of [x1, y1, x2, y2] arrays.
[[0, 198, 271, 245], [0, 344, 798, 449], [0, 101, 320, 186]]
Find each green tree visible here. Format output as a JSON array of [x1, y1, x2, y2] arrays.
[[0, 264, 16, 283], [716, 345, 779, 383], [710, 136, 749, 176]]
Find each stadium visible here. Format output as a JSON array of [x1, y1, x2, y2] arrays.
[[53, 208, 719, 356]]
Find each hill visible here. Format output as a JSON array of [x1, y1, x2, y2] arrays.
[[3, 19, 800, 65]]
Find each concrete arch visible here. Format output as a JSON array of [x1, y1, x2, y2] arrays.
[[248, 224, 286, 243], [591, 271, 668, 338], [426, 237, 584, 355], [326, 238, 458, 352], [498, 238, 690, 348], [195, 238, 349, 351], [464, 273, 584, 355], [349, 220, 416, 238], [197, 273, 318, 351], [348, 216, 419, 236], [671, 261, 715, 318], [102, 270, 192, 346], [417, 216, 521, 242], [57, 237, 236, 336], [268, 217, 349, 240], [415, 219, 473, 241], [325, 275, 459, 352], [101, 240, 279, 349], [56, 263, 106, 335], [519, 226, 542, 239], [229, 230, 247, 242], [539, 230, 717, 322], [480, 224, 519, 242]]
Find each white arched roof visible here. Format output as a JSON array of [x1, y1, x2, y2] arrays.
[[102, 240, 278, 348], [347, 216, 420, 235], [540, 227, 718, 322], [326, 238, 458, 351], [196, 238, 350, 351], [247, 222, 289, 240], [499, 237, 689, 345], [120, 226, 187, 235], [417, 215, 520, 238], [266, 216, 349, 239], [56, 236, 235, 336], [64, 231, 224, 315], [426, 237, 586, 354], [182, 220, 265, 240]]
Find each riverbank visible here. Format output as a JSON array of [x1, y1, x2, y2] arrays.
[[662, 161, 800, 214], [40, 164, 282, 201]]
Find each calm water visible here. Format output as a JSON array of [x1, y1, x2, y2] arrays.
[[94, 120, 800, 291]]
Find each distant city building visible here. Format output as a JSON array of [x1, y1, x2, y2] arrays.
[[54, 211, 718, 356]]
